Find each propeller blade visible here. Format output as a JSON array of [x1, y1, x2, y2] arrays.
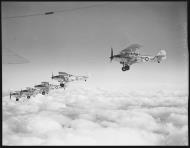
[[109, 47, 114, 62], [51, 72, 54, 79]]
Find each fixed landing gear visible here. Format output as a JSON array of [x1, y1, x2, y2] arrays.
[[16, 98, 19, 101], [42, 91, 45, 95], [60, 83, 65, 87], [122, 65, 130, 71], [27, 96, 30, 99]]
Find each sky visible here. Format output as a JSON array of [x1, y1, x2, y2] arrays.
[[2, 2, 188, 145], [2, 2, 188, 93]]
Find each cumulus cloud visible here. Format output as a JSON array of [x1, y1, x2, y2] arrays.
[[2, 83, 188, 145]]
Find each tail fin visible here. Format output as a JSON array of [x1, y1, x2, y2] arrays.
[[156, 49, 167, 63]]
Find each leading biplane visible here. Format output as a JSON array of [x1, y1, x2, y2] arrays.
[[109, 44, 167, 71]]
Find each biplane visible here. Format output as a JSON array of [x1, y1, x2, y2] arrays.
[[51, 72, 88, 88], [109, 44, 167, 71], [10, 87, 37, 101]]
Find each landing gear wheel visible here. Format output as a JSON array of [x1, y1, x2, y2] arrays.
[[27, 96, 30, 99], [122, 67, 127, 71], [42, 91, 45, 95], [16, 98, 19, 101], [125, 65, 130, 70], [60, 83, 65, 87], [122, 65, 130, 71]]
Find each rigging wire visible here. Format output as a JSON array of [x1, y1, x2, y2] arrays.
[[2, 2, 112, 19]]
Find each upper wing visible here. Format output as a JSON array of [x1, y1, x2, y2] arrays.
[[59, 72, 69, 76], [59, 72, 73, 77], [120, 44, 142, 55]]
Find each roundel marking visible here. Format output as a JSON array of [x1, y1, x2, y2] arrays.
[[145, 57, 149, 61]]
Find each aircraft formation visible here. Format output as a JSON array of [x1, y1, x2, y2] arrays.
[[9, 43, 166, 101], [10, 72, 88, 101]]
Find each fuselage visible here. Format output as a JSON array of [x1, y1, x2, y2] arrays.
[[112, 53, 155, 64], [52, 74, 87, 82], [52, 75, 68, 82]]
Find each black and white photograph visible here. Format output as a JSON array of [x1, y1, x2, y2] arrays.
[[2, 1, 188, 145]]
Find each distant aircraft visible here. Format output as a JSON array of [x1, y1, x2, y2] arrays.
[[34, 82, 51, 95], [51, 72, 88, 88], [10, 87, 37, 101], [10, 82, 60, 101], [34, 81, 61, 95], [109, 44, 167, 71]]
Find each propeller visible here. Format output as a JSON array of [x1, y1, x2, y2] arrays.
[[51, 72, 54, 80], [109, 47, 114, 62], [20, 89, 22, 95], [10, 92, 12, 99]]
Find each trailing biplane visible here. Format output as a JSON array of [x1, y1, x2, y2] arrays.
[[51, 72, 88, 88]]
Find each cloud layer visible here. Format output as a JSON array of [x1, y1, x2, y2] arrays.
[[3, 83, 188, 145]]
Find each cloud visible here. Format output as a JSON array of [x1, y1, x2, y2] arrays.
[[2, 84, 188, 145], [162, 123, 188, 145]]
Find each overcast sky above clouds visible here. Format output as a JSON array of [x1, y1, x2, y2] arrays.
[[2, 2, 188, 146], [2, 2, 188, 91]]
